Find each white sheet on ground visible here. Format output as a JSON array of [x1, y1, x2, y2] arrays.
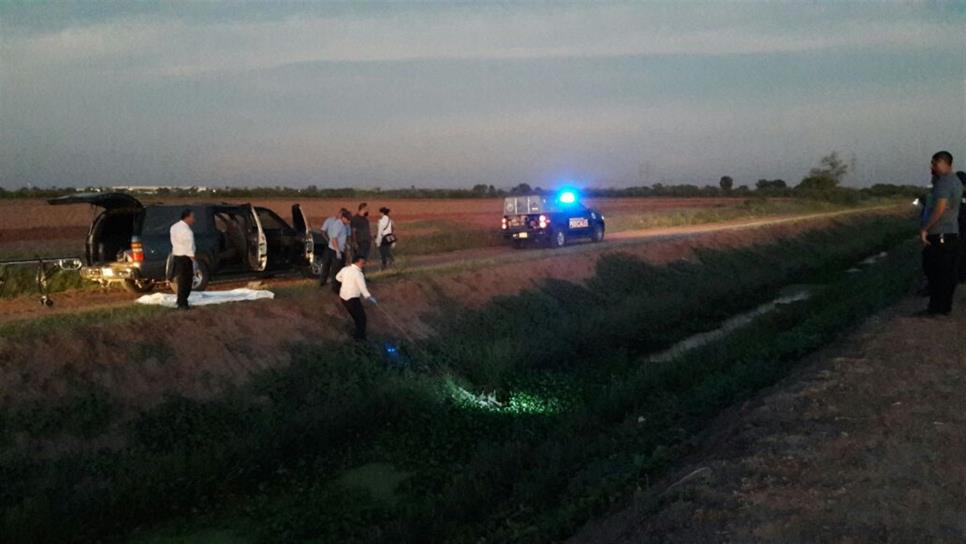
[[136, 288, 274, 308]]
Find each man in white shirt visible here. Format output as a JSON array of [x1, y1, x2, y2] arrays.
[[335, 255, 377, 340], [169, 209, 196, 310]]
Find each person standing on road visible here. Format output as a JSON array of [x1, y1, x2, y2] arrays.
[[169, 209, 196, 310], [335, 255, 377, 341], [351, 202, 372, 260], [320, 210, 351, 291], [376, 207, 396, 271], [919, 151, 962, 316]]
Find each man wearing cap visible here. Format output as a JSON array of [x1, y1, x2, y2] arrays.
[[919, 151, 962, 316]]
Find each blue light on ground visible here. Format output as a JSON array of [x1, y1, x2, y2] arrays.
[[383, 341, 404, 365]]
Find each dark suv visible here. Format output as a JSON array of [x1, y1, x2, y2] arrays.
[[501, 192, 605, 248], [48, 193, 315, 293]]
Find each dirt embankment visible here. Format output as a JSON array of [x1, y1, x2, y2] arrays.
[[571, 293, 966, 543], [0, 215, 861, 418]]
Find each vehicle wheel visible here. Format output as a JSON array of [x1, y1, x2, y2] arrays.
[[122, 279, 155, 293], [171, 260, 210, 294], [591, 224, 605, 243], [552, 230, 567, 248]]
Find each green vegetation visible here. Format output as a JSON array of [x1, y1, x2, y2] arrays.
[[0, 304, 165, 342], [602, 197, 855, 233], [0, 262, 88, 299], [392, 220, 504, 256], [0, 215, 919, 543]]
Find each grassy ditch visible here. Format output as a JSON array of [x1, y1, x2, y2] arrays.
[[0, 263, 87, 299], [0, 215, 919, 543]]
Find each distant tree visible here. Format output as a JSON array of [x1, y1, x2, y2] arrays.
[[798, 151, 848, 192], [756, 179, 787, 191], [510, 183, 532, 195], [719, 176, 734, 191], [471, 184, 489, 195]]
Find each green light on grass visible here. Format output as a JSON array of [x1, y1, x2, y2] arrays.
[[446, 380, 563, 415]]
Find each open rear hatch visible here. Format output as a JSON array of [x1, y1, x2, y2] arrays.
[[48, 193, 144, 265], [48, 192, 143, 210]]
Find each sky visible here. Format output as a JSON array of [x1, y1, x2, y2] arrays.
[[1, 2, 964, 190]]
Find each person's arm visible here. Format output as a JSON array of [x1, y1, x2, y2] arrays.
[[188, 227, 196, 260], [357, 271, 372, 299], [335, 267, 345, 283], [921, 180, 952, 244]]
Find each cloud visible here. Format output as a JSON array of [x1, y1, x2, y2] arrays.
[[3, 4, 962, 80]]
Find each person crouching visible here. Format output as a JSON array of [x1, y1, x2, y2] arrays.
[[335, 255, 377, 341]]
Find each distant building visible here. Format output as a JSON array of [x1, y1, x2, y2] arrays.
[[110, 186, 211, 194]]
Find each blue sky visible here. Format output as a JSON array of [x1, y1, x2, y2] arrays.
[[1, 2, 964, 189]]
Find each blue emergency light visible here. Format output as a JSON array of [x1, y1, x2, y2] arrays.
[[558, 191, 576, 204]]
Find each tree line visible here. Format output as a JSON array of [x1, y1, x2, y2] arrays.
[[0, 153, 927, 202]]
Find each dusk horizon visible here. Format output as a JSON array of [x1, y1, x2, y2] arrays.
[[2, 2, 964, 190]]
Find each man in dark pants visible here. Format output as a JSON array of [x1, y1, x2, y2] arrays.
[[319, 210, 351, 291], [919, 151, 962, 316], [350, 202, 372, 260], [335, 255, 377, 340], [169, 209, 196, 310]]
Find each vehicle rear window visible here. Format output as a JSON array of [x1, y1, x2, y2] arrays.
[[141, 207, 188, 235]]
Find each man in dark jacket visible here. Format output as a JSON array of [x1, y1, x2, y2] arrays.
[[351, 202, 372, 260]]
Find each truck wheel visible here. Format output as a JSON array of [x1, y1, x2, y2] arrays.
[[591, 224, 605, 243], [122, 279, 155, 293], [552, 230, 567, 248], [171, 260, 210, 294]]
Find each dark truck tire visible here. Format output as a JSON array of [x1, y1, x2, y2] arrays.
[[171, 260, 210, 295], [591, 224, 605, 243], [122, 279, 155, 293], [551, 229, 567, 248]]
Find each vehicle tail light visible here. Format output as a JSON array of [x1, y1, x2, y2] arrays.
[[501, 217, 508, 230], [539, 215, 549, 229], [130, 237, 144, 262]]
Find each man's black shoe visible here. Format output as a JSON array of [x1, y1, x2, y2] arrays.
[[177, 305, 190, 311]]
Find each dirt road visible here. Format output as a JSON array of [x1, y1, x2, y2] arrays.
[[571, 291, 966, 543], [0, 206, 898, 325]]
